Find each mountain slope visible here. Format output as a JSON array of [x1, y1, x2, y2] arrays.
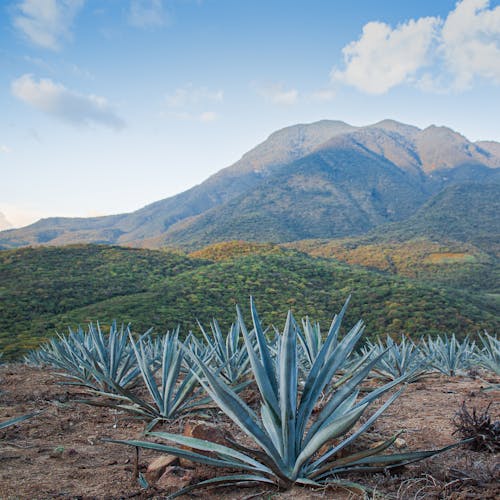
[[161, 142, 432, 249], [369, 183, 500, 254], [1, 119, 499, 249]]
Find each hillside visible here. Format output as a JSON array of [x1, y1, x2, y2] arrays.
[[286, 238, 499, 294], [1, 119, 499, 250], [369, 183, 500, 254], [1, 243, 498, 359]]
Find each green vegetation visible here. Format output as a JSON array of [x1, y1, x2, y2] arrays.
[[1, 242, 498, 360], [285, 237, 499, 294]]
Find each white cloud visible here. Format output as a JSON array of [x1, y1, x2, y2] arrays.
[[13, 0, 85, 50], [256, 82, 299, 105], [11, 74, 125, 131], [332, 17, 439, 94], [0, 145, 12, 153], [332, 0, 500, 94], [441, 0, 500, 89], [128, 0, 170, 28], [165, 83, 223, 108]]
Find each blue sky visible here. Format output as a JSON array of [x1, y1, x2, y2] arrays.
[[1, 0, 500, 227]]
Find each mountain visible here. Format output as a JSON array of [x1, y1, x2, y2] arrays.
[[1, 119, 499, 249], [1, 244, 498, 359], [0, 211, 12, 231]]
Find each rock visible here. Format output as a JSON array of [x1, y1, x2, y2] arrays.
[[146, 454, 180, 483], [156, 466, 195, 493], [183, 420, 233, 447], [179, 420, 234, 468], [394, 437, 407, 449]]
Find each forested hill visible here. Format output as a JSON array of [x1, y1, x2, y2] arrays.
[[1, 244, 498, 359]]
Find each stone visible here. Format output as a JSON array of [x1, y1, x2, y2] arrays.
[[179, 420, 234, 468], [394, 437, 407, 449], [146, 454, 180, 483], [156, 466, 195, 492]]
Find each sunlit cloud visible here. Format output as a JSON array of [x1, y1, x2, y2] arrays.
[[11, 74, 125, 131], [12, 0, 85, 50], [332, 0, 500, 94], [0, 145, 12, 153]]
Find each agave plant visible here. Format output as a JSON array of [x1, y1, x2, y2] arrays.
[[30, 322, 145, 392], [360, 335, 429, 383], [110, 298, 460, 496], [474, 332, 500, 376], [196, 318, 253, 385], [83, 330, 213, 429], [421, 334, 475, 377]]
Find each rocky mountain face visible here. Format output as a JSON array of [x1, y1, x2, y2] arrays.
[[1, 119, 499, 250]]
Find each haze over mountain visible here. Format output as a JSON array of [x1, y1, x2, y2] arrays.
[[0, 211, 12, 231], [1, 119, 499, 250]]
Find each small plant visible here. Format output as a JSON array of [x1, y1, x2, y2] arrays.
[[83, 330, 212, 429], [360, 335, 429, 383], [452, 401, 499, 453], [25, 322, 145, 392], [421, 334, 475, 376]]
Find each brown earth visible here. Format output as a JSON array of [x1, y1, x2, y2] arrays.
[[0, 364, 498, 499]]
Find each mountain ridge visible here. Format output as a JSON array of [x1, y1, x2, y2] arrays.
[[1, 119, 499, 250]]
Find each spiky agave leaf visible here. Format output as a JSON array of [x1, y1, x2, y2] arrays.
[[0, 411, 39, 430], [196, 318, 253, 385], [109, 299, 463, 497], [474, 332, 500, 376]]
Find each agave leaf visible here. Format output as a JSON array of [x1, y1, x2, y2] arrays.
[[167, 474, 276, 500], [0, 411, 39, 430], [309, 386, 404, 472], [148, 431, 272, 473], [280, 310, 298, 468], [105, 438, 259, 471], [293, 403, 368, 477], [187, 349, 285, 469], [237, 301, 279, 416]]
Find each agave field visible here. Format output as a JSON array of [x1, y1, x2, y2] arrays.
[[1, 298, 499, 498]]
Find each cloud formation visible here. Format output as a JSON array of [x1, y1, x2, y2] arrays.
[[0, 145, 12, 154], [128, 0, 170, 28], [332, 0, 500, 94], [13, 0, 85, 50], [256, 82, 299, 105], [11, 74, 125, 131]]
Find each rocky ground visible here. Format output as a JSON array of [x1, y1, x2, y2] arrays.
[[0, 364, 498, 499]]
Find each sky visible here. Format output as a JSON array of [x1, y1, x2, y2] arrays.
[[1, 0, 500, 228]]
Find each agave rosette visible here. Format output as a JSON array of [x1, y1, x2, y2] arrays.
[[110, 298, 461, 496]]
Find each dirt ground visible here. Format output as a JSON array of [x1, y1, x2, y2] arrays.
[[0, 364, 498, 499]]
